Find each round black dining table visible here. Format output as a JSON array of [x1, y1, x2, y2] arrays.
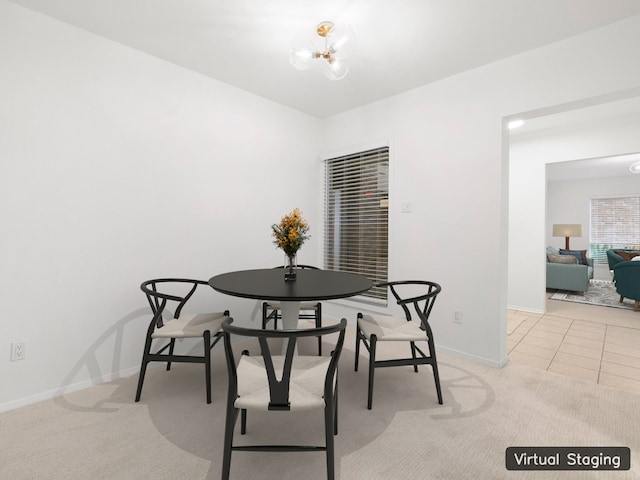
[[209, 268, 373, 329]]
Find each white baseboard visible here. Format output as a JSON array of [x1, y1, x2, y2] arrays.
[[436, 344, 508, 368], [0, 366, 140, 414], [507, 304, 546, 315]]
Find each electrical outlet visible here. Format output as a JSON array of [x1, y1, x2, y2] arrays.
[[453, 310, 463, 324], [11, 341, 26, 361]]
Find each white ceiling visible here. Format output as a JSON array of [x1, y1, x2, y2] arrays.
[[511, 96, 640, 181], [9, 0, 640, 181], [546, 152, 640, 181], [8, 0, 640, 118]]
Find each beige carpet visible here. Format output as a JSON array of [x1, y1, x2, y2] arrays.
[[1, 328, 639, 480]]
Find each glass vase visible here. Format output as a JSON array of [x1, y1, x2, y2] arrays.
[[284, 254, 297, 281]]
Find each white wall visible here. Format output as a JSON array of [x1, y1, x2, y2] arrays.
[[0, 1, 321, 411], [322, 15, 640, 367], [3, 0, 640, 411], [509, 113, 640, 312]]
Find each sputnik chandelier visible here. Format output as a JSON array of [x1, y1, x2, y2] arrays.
[[289, 21, 357, 81]]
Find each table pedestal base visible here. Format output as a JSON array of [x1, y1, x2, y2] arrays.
[[279, 301, 300, 354], [279, 301, 301, 330]]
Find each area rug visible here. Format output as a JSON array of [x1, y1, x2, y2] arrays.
[[549, 280, 636, 310]]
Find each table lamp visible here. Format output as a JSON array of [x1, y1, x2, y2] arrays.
[[552, 224, 582, 250]]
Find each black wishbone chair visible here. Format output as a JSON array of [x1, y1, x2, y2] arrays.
[[136, 279, 229, 404], [262, 264, 323, 355], [221, 317, 347, 480], [355, 280, 443, 409]]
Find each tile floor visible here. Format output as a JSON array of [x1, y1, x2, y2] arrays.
[[508, 296, 640, 395]]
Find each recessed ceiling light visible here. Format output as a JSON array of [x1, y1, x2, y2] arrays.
[[508, 119, 524, 129], [630, 161, 640, 174]]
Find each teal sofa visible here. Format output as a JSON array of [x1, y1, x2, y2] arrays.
[[546, 246, 593, 295]]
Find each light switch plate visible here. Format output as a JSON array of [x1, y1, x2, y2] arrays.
[[401, 202, 413, 213]]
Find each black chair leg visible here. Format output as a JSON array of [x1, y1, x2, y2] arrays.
[[324, 403, 336, 480], [316, 304, 322, 355], [261, 302, 268, 329], [333, 381, 339, 435], [367, 335, 377, 410], [135, 358, 148, 402], [410, 341, 419, 373], [222, 407, 238, 480], [432, 363, 443, 405], [261, 303, 279, 330], [135, 335, 153, 402], [429, 339, 443, 405], [354, 320, 362, 372], [166, 338, 175, 371], [316, 317, 322, 356], [204, 330, 212, 404]]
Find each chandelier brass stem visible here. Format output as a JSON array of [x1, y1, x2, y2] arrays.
[[318, 51, 333, 61]]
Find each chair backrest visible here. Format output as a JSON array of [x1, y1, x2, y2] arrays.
[[378, 280, 442, 334], [140, 278, 207, 327], [222, 318, 347, 411]]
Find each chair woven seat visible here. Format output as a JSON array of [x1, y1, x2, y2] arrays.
[[358, 314, 427, 341], [151, 312, 226, 338], [235, 355, 331, 411]]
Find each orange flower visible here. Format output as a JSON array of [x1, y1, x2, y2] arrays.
[[272, 208, 310, 256]]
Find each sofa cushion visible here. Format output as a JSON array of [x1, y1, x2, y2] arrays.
[[546, 246, 560, 256], [560, 249, 588, 265], [614, 250, 640, 261], [548, 253, 578, 264]]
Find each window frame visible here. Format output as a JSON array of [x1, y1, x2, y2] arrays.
[[322, 145, 390, 305], [589, 195, 640, 264]]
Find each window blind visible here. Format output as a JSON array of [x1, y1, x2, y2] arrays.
[[590, 196, 640, 264], [324, 147, 389, 303]]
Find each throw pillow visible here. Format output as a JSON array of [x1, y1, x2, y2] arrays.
[[615, 250, 640, 261], [546, 246, 560, 256], [559, 249, 587, 265], [548, 253, 578, 264]]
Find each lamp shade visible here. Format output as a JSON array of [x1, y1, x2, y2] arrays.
[[552, 224, 582, 238]]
